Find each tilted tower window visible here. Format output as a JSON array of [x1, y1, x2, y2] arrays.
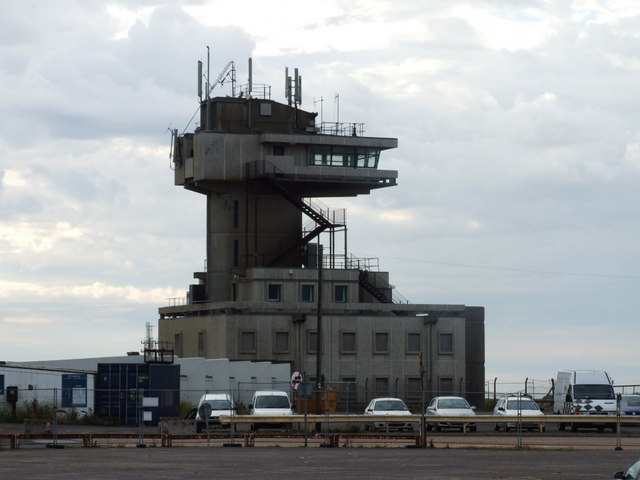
[[310, 146, 379, 168]]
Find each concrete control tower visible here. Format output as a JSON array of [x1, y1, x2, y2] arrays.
[[159, 59, 484, 407]]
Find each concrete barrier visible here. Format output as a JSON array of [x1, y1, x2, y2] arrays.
[[158, 417, 197, 436], [24, 419, 51, 434]]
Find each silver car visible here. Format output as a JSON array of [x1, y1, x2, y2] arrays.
[[426, 396, 477, 432], [364, 397, 414, 432], [493, 395, 545, 432]]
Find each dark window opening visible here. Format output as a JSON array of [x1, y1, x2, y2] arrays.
[[267, 284, 282, 302]]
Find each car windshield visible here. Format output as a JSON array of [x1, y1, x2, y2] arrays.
[[573, 384, 615, 399], [255, 395, 290, 408], [439, 398, 470, 409], [375, 400, 408, 411], [506, 399, 539, 411], [209, 400, 232, 410]]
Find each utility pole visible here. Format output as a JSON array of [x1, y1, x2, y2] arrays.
[[315, 245, 323, 416]]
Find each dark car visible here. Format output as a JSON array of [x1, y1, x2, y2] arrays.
[[621, 395, 640, 416]]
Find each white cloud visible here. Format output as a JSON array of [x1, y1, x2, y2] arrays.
[[0, 279, 183, 304], [1, 0, 640, 386]]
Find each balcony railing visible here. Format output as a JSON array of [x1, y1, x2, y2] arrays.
[[319, 122, 365, 136]]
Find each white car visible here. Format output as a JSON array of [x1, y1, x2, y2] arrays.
[[195, 393, 235, 432], [493, 395, 545, 432], [364, 397, 414, 431], [249, 390, 293, 430], [426, 396, 477, 432]]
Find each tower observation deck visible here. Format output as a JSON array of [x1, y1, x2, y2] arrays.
[[170, 64, 399, 304]]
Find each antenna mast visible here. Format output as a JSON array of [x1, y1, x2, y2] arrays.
[[285, 67, 302, 106], [314, 96, 324, 124]]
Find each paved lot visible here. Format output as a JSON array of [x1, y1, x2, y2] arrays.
[[1, 445, 638, 479], [2, 422, 640, 479]]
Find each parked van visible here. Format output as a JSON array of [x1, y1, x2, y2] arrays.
[[195, 393, 235, 432], [553, 370, 616, 432], [249, 390, 293, 430]]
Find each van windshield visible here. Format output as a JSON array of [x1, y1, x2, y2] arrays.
[[574, 384, 615, 399], [255, 395, 290, 408]]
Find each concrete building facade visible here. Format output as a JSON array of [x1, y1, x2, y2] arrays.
[[159, 62, 485, 408]]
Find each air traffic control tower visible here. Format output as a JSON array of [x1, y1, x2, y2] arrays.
[[159, 59, 485, 407]]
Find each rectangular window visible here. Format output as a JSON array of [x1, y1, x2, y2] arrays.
[[374, 377, 389, 397], [233, 200, 239, 228], [407, 377, 422, 398], [307, 330, 318, 353], [439, 333, 454, 354], [374, 332, 389, 354], [301, 284, 315, 302], [407, 332, 421, 354], [239, 331, 256, 353], [439, 377, 454, 396], [197, 331, 206, 357], [267, 284, 282, 302], [334, 285, 348, 303], [274, 331, 289, 353], [174, 333, 183, 358], [273, 145, 284, 156], [341, 332, 356, 354]]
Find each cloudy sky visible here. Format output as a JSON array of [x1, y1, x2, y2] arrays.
[[2, 0, 639, 390]]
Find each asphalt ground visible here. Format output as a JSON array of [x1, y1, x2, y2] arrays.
[[1, 445, 638, 479]]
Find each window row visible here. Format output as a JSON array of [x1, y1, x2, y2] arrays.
[[270, 144, 380, 169], [237, 331, 454, 355], [310, 146, 380, 168], [174, 330, 454, 357], [267, 284, 348, 303]]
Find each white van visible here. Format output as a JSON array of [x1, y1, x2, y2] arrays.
[[553, 370, 616, 432], [249, 390, 293, 430], [195, 393, 235, 432]]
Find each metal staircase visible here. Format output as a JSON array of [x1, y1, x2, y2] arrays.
[[358, 270, 394, 303], [258, 175, 344, 267]]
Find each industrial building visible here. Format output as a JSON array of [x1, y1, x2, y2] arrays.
[[1, 355, 291, 424], [158, 59, 485, 408]]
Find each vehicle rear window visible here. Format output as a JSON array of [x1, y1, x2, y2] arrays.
[[255, 395, 290, 408]]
